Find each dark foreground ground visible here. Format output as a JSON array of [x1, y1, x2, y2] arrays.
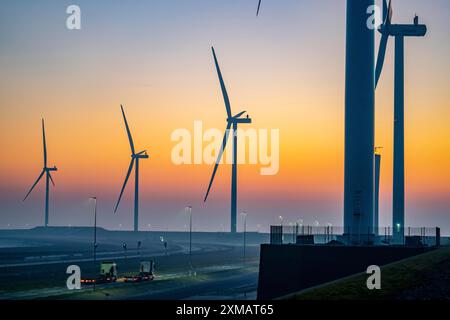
[[288, 247, 450, 300], [1, 228, 448, 300]]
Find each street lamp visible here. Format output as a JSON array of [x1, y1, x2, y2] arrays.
[[326, 223, 333, 242], [185, 206, 193, 275], [279, 216, 284, 243], [123, 242, 127, 259], [89, 197, 98, 292], [241, 211, 248, 266], [185, 206, 192, 257], [137, 241, 142, 256], [297, 219, 303, 235], [160, 237, 168, 256], [89, 197, 98, 263]]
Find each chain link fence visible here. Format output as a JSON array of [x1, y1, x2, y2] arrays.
[[270, 225, 440, 247]]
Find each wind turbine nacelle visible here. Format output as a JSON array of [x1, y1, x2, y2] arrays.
[[47, 166, 58, 172], [388, 24, 427, 37], [133, 154, 149, 159], [228, 118, 252, 124]]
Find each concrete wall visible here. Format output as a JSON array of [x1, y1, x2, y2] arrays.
[[257, 244, 430, 300]]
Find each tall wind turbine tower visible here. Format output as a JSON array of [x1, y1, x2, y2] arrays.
[[23, 119, 58, 227], [375, 0, 427, 243], [204, 47, 252, 234], [343, 0, 376, 243], [114, 105, 149, 232]]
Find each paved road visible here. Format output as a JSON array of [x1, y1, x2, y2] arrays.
[[0, 263, 259, 300], [129, 268, 258, 300]]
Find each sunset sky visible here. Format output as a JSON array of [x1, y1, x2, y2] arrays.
[[0, 0, 449, 233]]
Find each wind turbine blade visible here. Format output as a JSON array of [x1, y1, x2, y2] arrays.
[[211, 47, 232, 118], [387, 0, 393, 25], [120, 105, 135, 155], [42, 119, 47, 167], [48, 173, 55, 187], [23, 170, 45, 201], [234, 111, 246, 118], [204, 122, 232, 202], [382, 0, 388, 24], [375, 34, 389, 88], [114, 158, 135, 213], [257, 0, 262, 16]]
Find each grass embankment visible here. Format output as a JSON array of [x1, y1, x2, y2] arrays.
[[288, 247, 450, 300]]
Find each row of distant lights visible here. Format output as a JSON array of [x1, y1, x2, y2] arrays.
[[1, 220, 333, 227], [0, 220, 332, 229], [278, 216, 333, 227]]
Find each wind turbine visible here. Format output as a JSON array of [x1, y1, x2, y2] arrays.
[[375, 0, 427, 243], [23, 119, 58, 227], [204, 47, 252, 234], [114, 105, 149, 232], [256, 0, 262, 16]]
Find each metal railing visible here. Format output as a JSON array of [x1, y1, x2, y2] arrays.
[[270, 225, 440, 247]]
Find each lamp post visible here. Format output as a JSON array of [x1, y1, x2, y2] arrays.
[[185, 206, 192, 257], [89, 197, 98, 292], [241, 211, 247, 265], [160, 237, 168, 256], [123, 242, 127, 259], [297, 219, 303, 236], [279, 216, 284, 243], [326, 223, 333, 243], [90, 197, 98, 262]]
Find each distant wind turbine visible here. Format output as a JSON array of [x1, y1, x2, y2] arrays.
[[114, 105, 149, 232], [374, 0, 427, 243], [23, 119, 58, 227], [204, 47, 252, 233]]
